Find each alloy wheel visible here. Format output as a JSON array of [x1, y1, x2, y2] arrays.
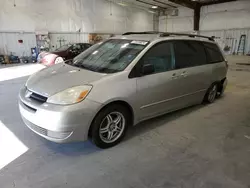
[[208, 85, 217, 102], [99, 112, 125, 143]]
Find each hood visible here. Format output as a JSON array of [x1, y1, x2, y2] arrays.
[[26, 63, 106, 97], [51, 50, 66, 57]]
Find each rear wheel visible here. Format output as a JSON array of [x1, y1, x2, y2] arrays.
[[91, 104, 130, 149], [204, 83, 218, 103], [217, 79, 227, 97]]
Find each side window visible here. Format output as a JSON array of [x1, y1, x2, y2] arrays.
[[174, 40, 207, 69], [72, 44, 81, 51], [80, 44, 85, 50], [204, 42, 224, 63], [85, 44, 92, 48], [141, 42, 174, 74], [81, 44, 88, 50]]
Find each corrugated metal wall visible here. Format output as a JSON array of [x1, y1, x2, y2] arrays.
[[0, 32, 116, 56], [0, 32, 36, 56], [0, 0, 154, 56], [201, 28, 250, 55], [49, 33, 89, 51], [49, 33, 112, 50]]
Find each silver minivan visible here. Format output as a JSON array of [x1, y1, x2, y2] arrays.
[[19, 32, 228, 148]]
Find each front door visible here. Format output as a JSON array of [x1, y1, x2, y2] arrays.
[[136, 41, 183, 120]]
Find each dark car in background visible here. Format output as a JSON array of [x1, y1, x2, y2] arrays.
[[38, 43, 92, 66]]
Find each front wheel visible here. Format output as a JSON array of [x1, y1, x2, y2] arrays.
[[204, 83, 218, 103], [91, 105, 130, 149]]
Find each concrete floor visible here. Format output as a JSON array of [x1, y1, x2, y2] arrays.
[[0, 57, 250, 188]]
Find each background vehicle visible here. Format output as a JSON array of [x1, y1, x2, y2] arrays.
[[38, 43, 92, 66], [19, 32, 228, 149]]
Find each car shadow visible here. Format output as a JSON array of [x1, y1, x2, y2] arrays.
[[41, 105, 205, 154], [44, 105, 204, 153], [125, 104, 205, 141], [42, 139, 101, 156]]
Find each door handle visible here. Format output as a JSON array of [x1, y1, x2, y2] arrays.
[[181, 71, 187, 77], [171, 73, 178, 79]]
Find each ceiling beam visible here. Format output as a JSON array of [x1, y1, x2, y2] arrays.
[[201, 0, 237, 6], [135, 0, 167, 9], [167, 0, 195, 9], [153, 0, 177, 9]]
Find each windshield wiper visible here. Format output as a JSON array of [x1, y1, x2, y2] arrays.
[[64, 59, 73, 64], [74, 63, 96, 72]]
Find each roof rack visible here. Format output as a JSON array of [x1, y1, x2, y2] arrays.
[[122, 31, 214, 41], [122, 31, 162, 35], [160, 32, 215, 41]]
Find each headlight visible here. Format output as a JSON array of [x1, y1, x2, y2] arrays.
[[47, 85, 92, 105]]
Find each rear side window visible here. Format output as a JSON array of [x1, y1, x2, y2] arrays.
[[203, 42, 224, 63], [174, 40, 206, 69]]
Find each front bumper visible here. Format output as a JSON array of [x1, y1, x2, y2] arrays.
[[19, 86, 101, 143]]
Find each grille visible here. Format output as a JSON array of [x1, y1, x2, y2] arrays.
[[27, 121, 48, 136], [24, 118, 72, 139], [23, 102, 37, 112], [30, 92, 47, 103]]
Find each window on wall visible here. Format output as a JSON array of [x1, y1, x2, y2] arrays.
[[203, 42, 224, 63], [174, 40, 207, 69], [141, 42, 174, 74]]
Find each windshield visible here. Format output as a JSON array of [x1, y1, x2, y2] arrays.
[[71, 39, 148, 73], [55, 44, 71, 51]]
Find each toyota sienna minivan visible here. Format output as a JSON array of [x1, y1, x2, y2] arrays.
[[19, 32, 228, 148]]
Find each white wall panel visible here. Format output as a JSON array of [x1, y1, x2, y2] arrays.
[[159, 16, 167, 32], [201, 29, 250, 55], [158, 1, 250, 54], [0, 33, 36, 56], [48, 33, 89, 50], [159, 1, 250, 32], [0, 0, 153, 33], [200, 1, 250, 31], [0, 0, 153, 55], [159, 7, 194, 32]]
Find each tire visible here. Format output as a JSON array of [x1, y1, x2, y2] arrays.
[[204, 83, 218, 103], [91, 104, 130, 149], [54, 57, 64, 64], [217, 79, 227, 98]]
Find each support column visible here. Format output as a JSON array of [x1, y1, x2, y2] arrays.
[[153, 13, 160, 32], [194, 5, 201, 32]]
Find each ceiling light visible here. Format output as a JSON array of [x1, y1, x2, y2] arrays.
[[152, 6, 158, 9], [117, 2, 128, 6], [148, 10, 156, 14]]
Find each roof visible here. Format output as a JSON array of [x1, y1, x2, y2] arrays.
[[112, 32, 215, 43], [112, 34, 160, 42]]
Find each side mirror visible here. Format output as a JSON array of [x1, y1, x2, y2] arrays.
[[142, 64, 154, 75]]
